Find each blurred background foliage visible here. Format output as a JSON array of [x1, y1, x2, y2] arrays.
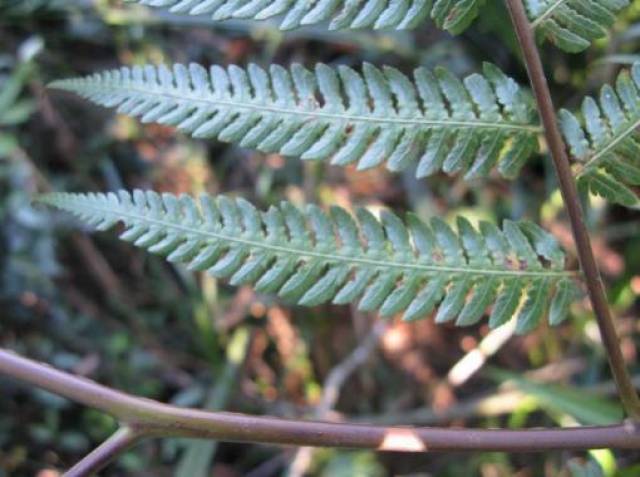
[[2, 1, 640, 475]]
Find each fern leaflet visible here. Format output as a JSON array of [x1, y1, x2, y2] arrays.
[[560, 62, 640, 208], [126, 0, 628, 52], [50, 62, 540, 180], [41, 190, 577, 332], [128, 0, 483, 33], [526, 0, 629, 53]]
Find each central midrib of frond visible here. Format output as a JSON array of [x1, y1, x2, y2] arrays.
[[530, 0, 568, 29], [74, 199, 570, 280], [76, 83, 541, 134]]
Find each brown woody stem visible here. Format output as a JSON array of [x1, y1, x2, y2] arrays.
[[1, 347, 640, 468], [504, 0, 640, 419]]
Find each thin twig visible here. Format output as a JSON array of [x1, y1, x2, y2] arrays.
[[504, 0, 640, 419], [64, 426, 141, 477], [316, 321, 388, 416], [356, 358, 606, 426], [288, 321, 387, 477]]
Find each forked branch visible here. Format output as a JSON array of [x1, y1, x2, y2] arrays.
[[64, 427, 141, 477], [504, 0, 640, 419]]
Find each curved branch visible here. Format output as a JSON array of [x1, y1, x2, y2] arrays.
[[1, 348, 640, 456]]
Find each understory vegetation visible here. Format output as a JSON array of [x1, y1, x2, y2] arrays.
[[2, 0, 640, 475]]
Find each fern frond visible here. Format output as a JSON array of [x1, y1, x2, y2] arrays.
[[50, 62, 540, 180], [560, 62, 640, 208], [41, 190, 577, 332], [526, 0, 629, 53], [127, 0, 483, 33]]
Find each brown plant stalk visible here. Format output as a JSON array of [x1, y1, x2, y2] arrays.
[[1, 346, 640, 476], [505, 0, 640, 419]]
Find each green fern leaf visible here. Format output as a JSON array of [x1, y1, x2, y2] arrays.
[[40, 190, 578, 331], [526, 0, 629, 53], [560, 62, 640, 208], [126, 0, 627, 52], [127, 0, 483, 33], [50, 62, 540, 180]]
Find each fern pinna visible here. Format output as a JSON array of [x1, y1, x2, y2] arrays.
[[53, 60, 640, 208], [131, 0, 483, 33], [527, 0, 630, 53], [126, 0, 629, 52], [41, 190, 577, 333], [50, 62, 540, 180], [560, 61, 640, 208]]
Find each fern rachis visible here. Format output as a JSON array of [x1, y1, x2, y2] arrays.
[[50, 62, 541, 180], [41, 190, 578, 332]]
